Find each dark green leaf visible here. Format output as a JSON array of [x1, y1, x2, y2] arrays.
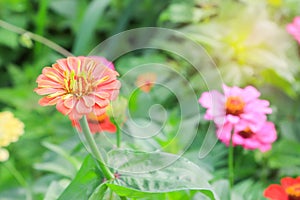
[[58, 155, 104, 200]]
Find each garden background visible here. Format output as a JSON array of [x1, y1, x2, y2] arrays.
[[0, 0, 300, 199]]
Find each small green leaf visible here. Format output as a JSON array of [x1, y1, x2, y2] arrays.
[[106, 149, 218, 199], [88, 183, 107, 200], [58, 155, 104, 200]]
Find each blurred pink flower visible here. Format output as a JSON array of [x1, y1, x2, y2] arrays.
[[135, 72, 157, 93], [216, 121, 277, 152], [35, 56, 121, 120], [287, 16, 300, 44], [199, 84, 272, 132], [89, 56, 115, 70]]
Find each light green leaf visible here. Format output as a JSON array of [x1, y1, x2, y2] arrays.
[[106, 149, 218, 199], [73, 0, 110, 55], [42, 141, 80, 170], [88, 183, 107, 200], [44, 180, 69, 200]]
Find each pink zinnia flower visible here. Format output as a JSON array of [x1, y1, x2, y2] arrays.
[[199, 84, 272, 132], [35, 56, 121, 120], [89, 56, 115, 70], [264, 177, 300, 200], [216, 121, 277, 152], [287, 16, 300, 44]]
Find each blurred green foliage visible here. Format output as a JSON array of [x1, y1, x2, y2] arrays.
[[0, 0, 300, 199]]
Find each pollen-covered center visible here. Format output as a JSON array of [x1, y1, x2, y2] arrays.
[[238, 127, 254, 139], [63, 61, 109, 98], [286, 184, 300, 200], [225, 96, 245, 116]]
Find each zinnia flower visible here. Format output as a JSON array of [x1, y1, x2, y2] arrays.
[[135, 73, 157, 93], [72, 112, 116, 133], [216, 121, 277, 152], [88, 56, 115, 70], [199, 84, 272, 132], [0, 111, 24, 147], [264, 176, 300, 200], [35, 56, 121, 120], [287, 16, 300, 44]]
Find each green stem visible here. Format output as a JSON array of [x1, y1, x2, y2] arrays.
[[0, 20, 73, 57], [4, 161, 27, 187], [4, 161, 32, 200], [108, 189, 113, 200], [111, 117, 121, 148], [116, 123, 121, 148], [228, 130, 234, 189], [79, 116, 114, 180]]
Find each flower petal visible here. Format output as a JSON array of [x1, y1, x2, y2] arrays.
[[264, 184, 288, 200]]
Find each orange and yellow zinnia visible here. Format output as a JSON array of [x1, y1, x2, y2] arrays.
[[35, 56, 121, 120]]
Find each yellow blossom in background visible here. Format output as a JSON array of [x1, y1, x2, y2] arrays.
[[267, 0, 282, 7], [0, 111, 24, 161], [0, 148, 9, 162]]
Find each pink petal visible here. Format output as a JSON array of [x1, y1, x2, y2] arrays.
[[92, 104, 106, 116], [97, 80, 121, 91], [258, 144, 271, 152], [76, 99, 92, 114], [287, 24, 298, 35], [56, 100, 72, 115], [39, 96, 59, 106], [199, 91, 224, 108], [82, 95, 95, 107], [64, 96, 76, 108], [226, 115, 240, 124], [241, 86, 260, 102], [257, 122, 277, 143], [294, 16, 300, 28], [67, 57, 80, 70], [56, 58, 71, 71], [34, 88, 62, 95]]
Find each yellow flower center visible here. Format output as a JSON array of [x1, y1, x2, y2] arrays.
[[238, 127, 254, 139], [286, 184, 300, 200], [225, 96, 245, 116], [63, 60, 109, 98]]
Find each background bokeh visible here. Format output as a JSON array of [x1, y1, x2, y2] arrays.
[[1, 0, 300, 199]]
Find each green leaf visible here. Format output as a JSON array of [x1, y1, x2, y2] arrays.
[[268, 139, 300, 168], [44, 180, 69, 200], [88, 183, 107, 200], [58, 155, 104, 200], [211, 180, 230, 200], [42, 141, 81, 170], [73, 0, 110, 55], [106, 149, 218, 199]]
